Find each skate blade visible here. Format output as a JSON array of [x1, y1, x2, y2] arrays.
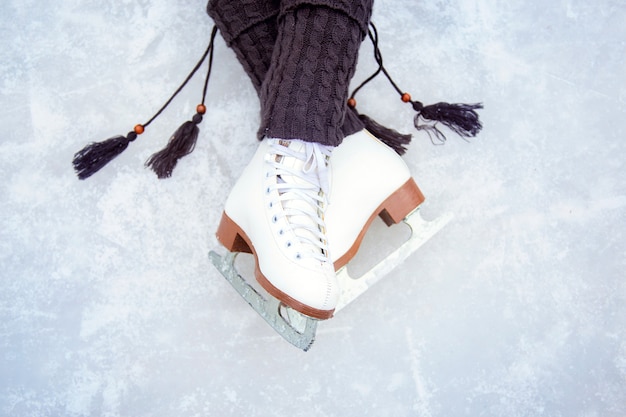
[[334, 209, 453, 313], [208, 250, 318, 351], [209, 209, 452, 351]]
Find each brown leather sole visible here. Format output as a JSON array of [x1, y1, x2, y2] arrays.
[[216, 211, 335, 320], [214, 177, 424, 320], [333, 178, 425, 270]]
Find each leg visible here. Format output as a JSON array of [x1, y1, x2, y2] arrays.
[[259, 1, 373, 146], [209, 1, 374, 319], [207, 0, 372, 144]]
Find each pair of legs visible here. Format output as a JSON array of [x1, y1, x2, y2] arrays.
[[207, 0, 373, 146], [209, 0, 376, 319]]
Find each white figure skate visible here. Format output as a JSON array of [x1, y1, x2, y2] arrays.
[[209, 130, 451, 350], [214, 138, 338, 320]]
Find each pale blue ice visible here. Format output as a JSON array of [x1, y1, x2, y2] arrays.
[[1, 0, 625, 416]]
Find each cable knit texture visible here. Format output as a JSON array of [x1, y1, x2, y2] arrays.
[[207, 0, 279, 45], [279, 0, 372, 36], [207, 0, 373, 146]]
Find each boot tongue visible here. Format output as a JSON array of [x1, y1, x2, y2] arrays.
[[275, 139, 312, 184], [276, 140, 330, 195], [275, 139, 303, 166]]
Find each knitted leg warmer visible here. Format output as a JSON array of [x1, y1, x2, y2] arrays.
[[207, 1, 373, 146], [259, 4, 371, 146]]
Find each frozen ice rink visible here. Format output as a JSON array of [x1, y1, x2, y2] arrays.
[[1, 0, 625, 416]]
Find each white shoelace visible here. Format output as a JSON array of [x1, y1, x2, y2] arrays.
[[267, 139, 332, 263]]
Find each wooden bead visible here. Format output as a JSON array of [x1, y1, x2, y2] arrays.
[[347, 98, 357, 108], [401, 93, 411, 103], [134, 124, 145, 134], [196, 104, 207, 115]]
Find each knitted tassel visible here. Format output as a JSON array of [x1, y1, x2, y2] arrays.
[[145, 110, 203, 178], [71, 26, 218, 180], [409, 98, 483, 144], [359, 112, 412, 154], [348, 22, 483, 151], [347, 105, 412, 155], [73, 130, 138, 180], [144, 26, 217, 179]]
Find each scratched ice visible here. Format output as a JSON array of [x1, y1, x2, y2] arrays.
[[1, 1, 625, 416]]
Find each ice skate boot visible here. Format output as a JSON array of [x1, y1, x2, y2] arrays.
[[215, 138, 338, 320], [327, 129, 423, 269], [210, 130, 451, 350], [326, 130, 452, 312]]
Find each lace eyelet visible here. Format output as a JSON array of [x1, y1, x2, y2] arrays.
[[286, 241, 292, 248], [272, 215, 278, 223]]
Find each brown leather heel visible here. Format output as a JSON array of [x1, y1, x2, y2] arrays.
[[216, 212, 334, 320], [215, 212, 253, 254], [378, 178, 425, 226]]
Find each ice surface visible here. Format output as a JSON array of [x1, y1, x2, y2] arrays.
[[1, 0, 625, 416]]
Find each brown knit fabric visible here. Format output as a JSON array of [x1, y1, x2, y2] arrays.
[[207, 0, 373, 147]]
